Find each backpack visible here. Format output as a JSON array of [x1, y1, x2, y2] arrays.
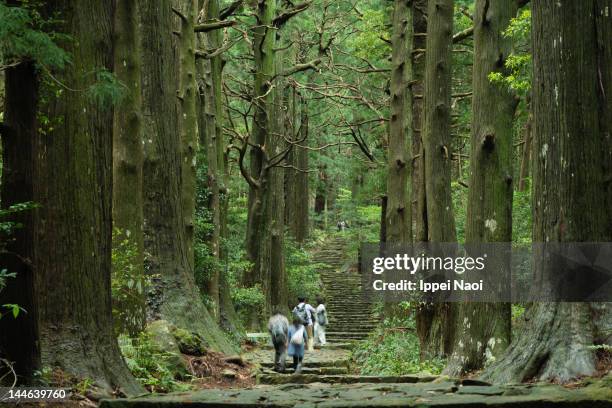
[[317, 308, 327, 326], [293, 304, 308, 325], [290, 326, 305, 345]]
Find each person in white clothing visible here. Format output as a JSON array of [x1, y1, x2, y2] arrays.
[[314, 297, 327, 346]]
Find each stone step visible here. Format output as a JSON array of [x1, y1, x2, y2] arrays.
[[258, 374, 438, 385], [261, 366, 349, 375]]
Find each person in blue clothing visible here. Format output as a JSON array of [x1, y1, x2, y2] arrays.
[[287, 316, 308, 373]]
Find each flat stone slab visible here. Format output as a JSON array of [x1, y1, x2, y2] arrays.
[[100, 380, 612, 407], [244, 346, 351, 369], [258, 374, 438, 385]]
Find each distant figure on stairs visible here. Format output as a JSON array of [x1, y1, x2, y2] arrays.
[[336, 220, 350, 231], [288, 316, 308, 373], [292, 296, 316, 351], [314, 296, 328, 346], [267, 312, 289, 372]]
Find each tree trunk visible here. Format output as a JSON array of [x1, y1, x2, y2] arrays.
[[417, 0, 456, 359], [294, 94, 310, 242], [244, 0, 276, 327], [517, 112, 532, 191], [112, 0, 146, 337], [445, 0, 517, 376], [196, 0, 220, 319], [386, 0, 413, 244], [30, 1, 141, 394], [176, 0, 199, 272], [139, 0, 236, 354], [206, 0, 243, 334], [412, 0, 428, 243], [269, 49, 288, 313], [482, 0, 610, 383], [0, 62, 39, 384]]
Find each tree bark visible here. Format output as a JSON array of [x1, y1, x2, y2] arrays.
[[0, 62, 39, 384], [197, 0, 220, 319], [482, 0, 610, 383], [244, 0, 277, 327], [176, 0, 200, 272], [294, 94, 310, 242], [112, 0, 146, 337], [386, 0, 413, 244], [517, 112, 532, 192], [445, 0, 517, 376], [417, 0, 456, 359], [30, 0, 141, 394], [139, 0, 236, 353], [412, 0, 428, 243]]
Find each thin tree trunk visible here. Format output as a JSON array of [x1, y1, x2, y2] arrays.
[[386, 0, 413, 244], [482, 0, 610, 383], [112, 0, 146, 337], [31, 1, 141, 394], [417, 0, 456, 359], [294, 94, 310, 242], [412, 0, 428, 243], [176, 0, 200, 272], [517, 112, 532, 191], [445, 0, 517, 376], [244, 0, 277, 326], [197, 0, 220, 319]]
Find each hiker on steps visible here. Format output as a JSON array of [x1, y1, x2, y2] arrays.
[[314, 297, 328, 346], [267, 311, 289, 372], [287, 316, 308, 373], [292, 296, 316, 351]]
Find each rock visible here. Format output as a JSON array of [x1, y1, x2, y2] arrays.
[[145, 320, 189, 378], [459, 378, 492, 387], [456, 385, 504, 396], [222, 369, 238, 379], [224, 355, 246, 367], [171, 326, 208, 356]]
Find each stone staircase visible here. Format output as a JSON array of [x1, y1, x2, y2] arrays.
[[314, 235, 378, 343]]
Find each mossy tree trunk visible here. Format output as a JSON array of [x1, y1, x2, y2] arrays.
[[294, 93, 310, 243], [112, 0, 146, 337], [244, 0, 277, 327], [139, 0, 236, 354], [175, 0, 200, 272], [481, 0, 611, 383], [412, 0, 428, 243], [29, 0, 141, 394], [444, 0, 517, 376], [417, 0, 456, 359], [386, 0, 413, 244], [196, 0, 220, 319]]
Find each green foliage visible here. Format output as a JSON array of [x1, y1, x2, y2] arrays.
[[286, 237, 322, 303], [488, 9, 532, 96], [231, 284, 265, 310], [512, 186, 532, 244], [352, 303, 445, 376], [118, 333, 192, 393], [86, 68, 126, 106], [0, 1, 70, 69], [111, 228, 146, 336]]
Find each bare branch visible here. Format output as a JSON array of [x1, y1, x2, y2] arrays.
[[194, 20, 236, 33], [273, 1, 313, 27]]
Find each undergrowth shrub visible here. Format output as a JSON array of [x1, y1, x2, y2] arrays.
[[118, 333, 191, 393], [352, 302, 445, 376]]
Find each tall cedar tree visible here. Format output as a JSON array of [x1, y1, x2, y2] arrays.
[[444, 0, 518, 375], [386, 0, 413, 244], [139, 0, 235, 353], [112, 0, 146, 337], [416, 0, 457, 359], [482, 0, 611, 383], [1, 0, 142, 393]]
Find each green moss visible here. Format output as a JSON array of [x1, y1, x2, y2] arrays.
[[171, 327, 208, 356]]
